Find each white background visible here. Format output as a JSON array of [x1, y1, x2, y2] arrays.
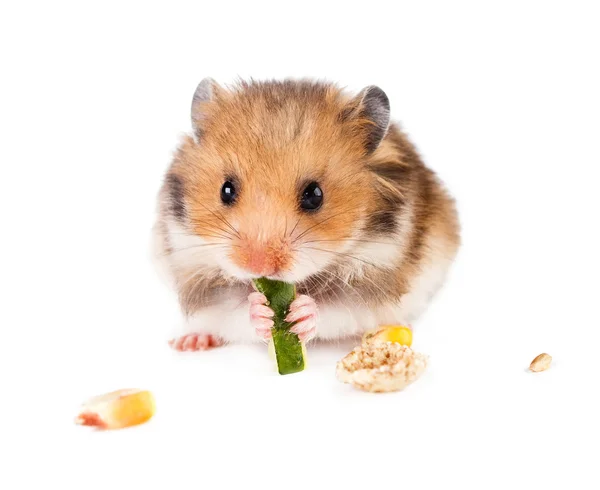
[[1, 1, 599, 489]]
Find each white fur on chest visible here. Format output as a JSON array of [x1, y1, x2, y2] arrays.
[[160, 213, 454, 343], [174, 237, 454, 343]]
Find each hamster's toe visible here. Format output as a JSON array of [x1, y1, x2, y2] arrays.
[[248, 292, 275, 339], [286, 295, 318, 342], [168, 333, 223, 351]]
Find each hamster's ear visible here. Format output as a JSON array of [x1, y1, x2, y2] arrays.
[[191, 77, 221, 141], [350, 86, 391, 154]]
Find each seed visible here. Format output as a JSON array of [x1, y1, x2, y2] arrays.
[[529, 353, 552, 372]]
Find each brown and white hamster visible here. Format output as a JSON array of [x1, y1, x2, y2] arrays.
[[152, 78, 460, 351]]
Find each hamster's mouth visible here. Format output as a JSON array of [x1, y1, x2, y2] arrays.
[[255, 272, 291, 282], [224, 268, 291, 284], [220, 248, 323, 284]]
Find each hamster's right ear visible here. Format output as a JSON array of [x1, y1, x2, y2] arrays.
[[191, 77, 222, 142]]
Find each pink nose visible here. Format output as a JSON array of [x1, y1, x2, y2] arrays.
[[246, 248, 276, 276], [231, 237, 292, 277]]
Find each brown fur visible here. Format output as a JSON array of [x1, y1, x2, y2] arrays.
[[154, 79, 460, 317]]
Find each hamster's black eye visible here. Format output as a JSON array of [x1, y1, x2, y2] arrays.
[[221, 181, 237, 205], [300, 182, 323, 211]]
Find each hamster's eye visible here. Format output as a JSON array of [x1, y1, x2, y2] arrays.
[[221, 181, 237, 205], [300, 182, 323, 211]]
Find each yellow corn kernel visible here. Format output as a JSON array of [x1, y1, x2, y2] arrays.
[[363, 325, 413, 347], [75, 389, 155, 430]]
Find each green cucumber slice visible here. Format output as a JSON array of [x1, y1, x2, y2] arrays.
[[252, 278, 306, 375]]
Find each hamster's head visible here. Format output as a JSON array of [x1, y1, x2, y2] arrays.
[[161, 78, 407, 284]]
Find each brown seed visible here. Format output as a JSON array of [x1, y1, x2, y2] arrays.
[[529, 353, 552, 372]]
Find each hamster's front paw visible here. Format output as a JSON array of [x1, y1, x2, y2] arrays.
[[168, 333, 222, 351], [248, 292, 275, 339], [285, 295, 318, 342], [248, 292, 318, 342]]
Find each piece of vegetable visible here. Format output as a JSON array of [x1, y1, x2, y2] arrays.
[[75, 389, 156, 430], [267, 338, 308, 367], [252, 278, 306, 375], [362, 325, 413, 347]]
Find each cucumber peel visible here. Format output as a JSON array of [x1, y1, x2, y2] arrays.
[[252, 278, 306, 375]]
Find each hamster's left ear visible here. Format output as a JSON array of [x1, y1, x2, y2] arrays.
[[350, 86, 391, 154]]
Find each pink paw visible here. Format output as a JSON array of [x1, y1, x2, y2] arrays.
[[249, 292, 318, 342], [285, 295, 318, 342], [248, 292, 274, 340], [168, 333, 222, 351]]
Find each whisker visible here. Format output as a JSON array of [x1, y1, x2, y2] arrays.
[[316, 267, 371, 309], [178, 268, 213, 297], [298, 250, 391, 311], [188, 220, 237, 241], [156, 230, 231, 239], [297, 251, 342, 298], [301, 238, 397, 246], [191, 232, 235, 242], [297, 253, 370, 314], [164, 243, 240, 257], [314, 271, 349, 309], [293, 212, 347, 243], [289, 217, 301, 239], [155, 227, 235, 243], [330, 262, 391, 300], [195, 202, 241, 239], [156, 219, 237, 241], [301, 246, 381, 269], [303, 269, 338, 308]]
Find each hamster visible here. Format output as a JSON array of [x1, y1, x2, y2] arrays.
[[152, 78, 460, 351]]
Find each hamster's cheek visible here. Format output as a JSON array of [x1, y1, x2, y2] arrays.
[[349, 238, 404, 269], [163, 219, 221, 269], [282, 249, 330, 283], [214, 249, 255, 280]]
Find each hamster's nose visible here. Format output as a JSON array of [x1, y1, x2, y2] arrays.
[[246, 249, 274, 276], [232, 238, 292, 277]]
